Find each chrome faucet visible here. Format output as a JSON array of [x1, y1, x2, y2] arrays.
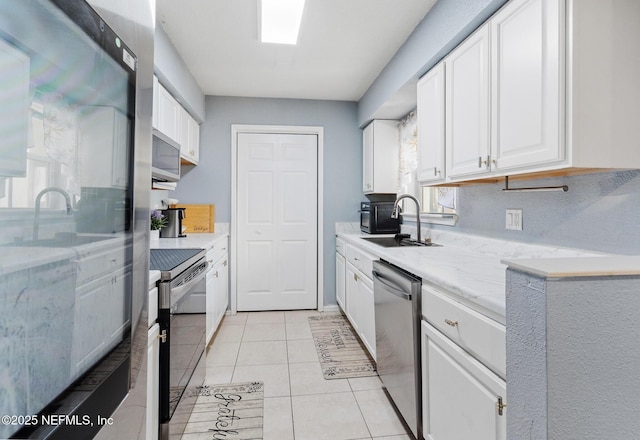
[[391, 194, 422, 244], [33, 187, 73, 240]]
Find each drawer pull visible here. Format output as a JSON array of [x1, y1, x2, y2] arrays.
[[445, 319, 458, 327]]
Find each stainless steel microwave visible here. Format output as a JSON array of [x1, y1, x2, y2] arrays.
[[152, 129, 181, 182]]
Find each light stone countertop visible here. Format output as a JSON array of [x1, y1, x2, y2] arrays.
[[149, 223, 229, 284], [0, 247, 76, 275], [149, 270, 161, 290], [150, 223, 229, 251], [336, 223, 609, 324], [501, 256, 640, 278], [0, 233, 129, 275]]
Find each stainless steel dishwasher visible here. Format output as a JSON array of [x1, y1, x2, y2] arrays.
[[373, 259, 422, 440]]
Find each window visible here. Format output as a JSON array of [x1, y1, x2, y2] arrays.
[[0, 97, 78, 210], [398, 111, 457, 225]]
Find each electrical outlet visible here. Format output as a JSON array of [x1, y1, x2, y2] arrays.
[[506, 209, 523, 231]]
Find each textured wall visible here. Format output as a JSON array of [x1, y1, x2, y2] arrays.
[[505, 269, 547, 440], [507, 270, 640, 439], [434, 170, 640, 255], [546, 275, 640, 438], [172, 96, 362, 306]]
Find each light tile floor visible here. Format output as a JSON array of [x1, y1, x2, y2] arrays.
[[188, 310, 412, 440]]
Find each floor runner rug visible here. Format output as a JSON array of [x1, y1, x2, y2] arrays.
[[181, 382, 264, 439], [308, 314, 377, 380]]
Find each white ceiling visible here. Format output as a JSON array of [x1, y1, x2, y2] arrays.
[[156, 0, 437, 102]]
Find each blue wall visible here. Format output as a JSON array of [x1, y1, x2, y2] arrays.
[[154, 25, 206, 122], [172, 96, 362, 306], [358, 0, 508, 126], [432, 170, 640, 255]]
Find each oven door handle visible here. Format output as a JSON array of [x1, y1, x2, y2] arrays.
[[170, 263, 208, 307]]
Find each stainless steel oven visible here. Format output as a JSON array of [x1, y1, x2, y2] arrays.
[[150, 248, 208, 440]]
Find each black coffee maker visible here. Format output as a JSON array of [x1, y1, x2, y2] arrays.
[[159, 207, 186, 238]]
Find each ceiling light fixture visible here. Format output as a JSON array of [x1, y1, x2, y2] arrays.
[[260, 0, 305, 45]]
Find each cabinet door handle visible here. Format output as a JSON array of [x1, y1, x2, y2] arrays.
[[158, 330, 167, 343], [497, 396, 506, 416], [445, 319, 458, 327], [478, 156, 490, 168]]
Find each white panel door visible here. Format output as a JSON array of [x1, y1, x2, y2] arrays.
[[237, 133, 318, 311]]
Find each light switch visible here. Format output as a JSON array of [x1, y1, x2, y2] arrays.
[[506, 209, 523, 231]]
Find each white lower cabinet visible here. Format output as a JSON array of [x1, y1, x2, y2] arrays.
[[342, 243, 376, 360], [72, 264, 131, 377], [206, 238, 229, 345], [336, 251, 346, 310], [358, 274, 376, 359], [146, 322, 159, 440], [422, 321, 506, 440]]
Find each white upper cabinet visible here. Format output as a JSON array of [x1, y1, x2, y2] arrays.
[[179, 106, 200, 165], [445, 26, 491, 180], [419, 0, 640, 185], [153, 75, 201, 166], [0, 39, 29, 177], [153, 76, 181, 145], [565, 0, 640, 170], [417, 62, 446, 184], [78, 106, 129, 188], [363, 120, 399, 194], [490, 0, 562, 172]]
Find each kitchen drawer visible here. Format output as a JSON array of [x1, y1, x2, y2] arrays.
[[76, 245, 131, 286], [422, 283, 506, 379], [345, 244, 376, 280], [206, 237, 228, 266], [336, 236, 345, 256]]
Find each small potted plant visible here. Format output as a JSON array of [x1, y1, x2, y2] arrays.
[[150, 210, 167, 240]]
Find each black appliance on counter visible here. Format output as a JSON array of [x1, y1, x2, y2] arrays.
[[360, 201, 401, 234]]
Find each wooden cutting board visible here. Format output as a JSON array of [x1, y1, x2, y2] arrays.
[[175, 204, 215, 233]]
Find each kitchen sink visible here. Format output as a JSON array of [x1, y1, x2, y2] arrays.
[[8, 233, 114, 248], [361, 235, 442, 248]]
